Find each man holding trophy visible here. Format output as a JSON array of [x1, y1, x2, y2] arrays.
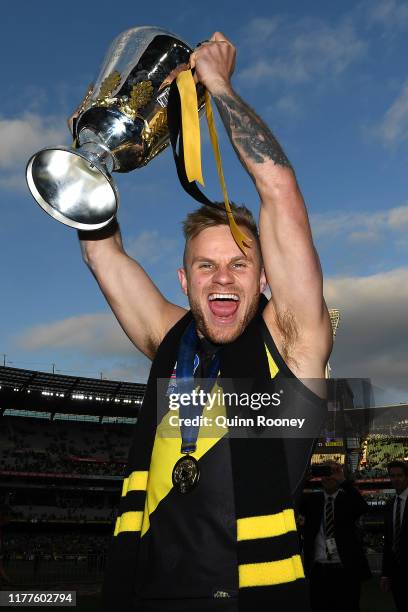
[[27, 27, 332, 612]]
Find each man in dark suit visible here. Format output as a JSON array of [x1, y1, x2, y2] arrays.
[[381, 460, 408, 612], [299, 461, 371, 612]]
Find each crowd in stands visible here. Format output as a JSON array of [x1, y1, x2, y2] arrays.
[[2, 532, 109, 562], [3, 417, 408, 480], [11, 505, 116, 523], [1, 417, 132, 476], [2, 452, 127, 477], [2, 488, 118, 525]]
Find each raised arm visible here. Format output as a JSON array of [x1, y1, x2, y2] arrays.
[[79, 222, 186, 360], [192, 32, 332, 377]]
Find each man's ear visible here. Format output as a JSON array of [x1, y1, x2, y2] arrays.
[[259, 268, 267, 293], [178, 268, 188, 296]]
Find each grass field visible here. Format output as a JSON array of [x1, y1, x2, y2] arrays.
[[73, 582, 395, 611], [3, 579, 392, 612], [1, 568, 396, 611]]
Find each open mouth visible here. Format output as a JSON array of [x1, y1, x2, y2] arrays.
[[208, 293, 240, 319]]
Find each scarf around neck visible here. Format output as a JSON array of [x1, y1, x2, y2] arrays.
[[102, 295, 314, 611]]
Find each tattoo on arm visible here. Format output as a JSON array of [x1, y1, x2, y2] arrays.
[[213, 91, 292, 169]]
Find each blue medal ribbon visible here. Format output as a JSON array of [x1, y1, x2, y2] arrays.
[[174, 322, 220, 454]]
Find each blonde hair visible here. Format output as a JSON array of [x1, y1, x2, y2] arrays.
[[182, 203, 261, 266]]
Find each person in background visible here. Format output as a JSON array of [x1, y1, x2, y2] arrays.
[[300, 461, 371, 612], [381, 460, 408, 612]]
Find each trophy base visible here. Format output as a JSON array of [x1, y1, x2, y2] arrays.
[[26, 146, 118, 230]]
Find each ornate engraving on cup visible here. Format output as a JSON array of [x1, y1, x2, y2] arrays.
[[92, 72, 154, 122], [142, 108, 168, 154], [97, 70, 122, 102], [119, 81, 154, 119]]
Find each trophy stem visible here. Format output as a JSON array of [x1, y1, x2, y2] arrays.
[[77, 141, 114, 175]]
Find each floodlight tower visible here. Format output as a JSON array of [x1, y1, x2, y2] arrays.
[[326, 308, 340, 379]]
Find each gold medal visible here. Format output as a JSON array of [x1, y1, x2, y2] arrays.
[[172, 455, 200, 494]]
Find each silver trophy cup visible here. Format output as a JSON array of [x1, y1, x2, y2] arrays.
[[26, 26, 193, 230]]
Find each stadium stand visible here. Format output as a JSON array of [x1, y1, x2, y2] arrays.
[[0, 366, 143, 592], [0, 364, 407, 611], [1, 416, 131, 476]]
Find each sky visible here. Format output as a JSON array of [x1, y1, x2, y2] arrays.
[[1, 0, 408, 401]]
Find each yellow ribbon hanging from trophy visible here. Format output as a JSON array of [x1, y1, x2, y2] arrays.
[[175, 70, 252, 256]]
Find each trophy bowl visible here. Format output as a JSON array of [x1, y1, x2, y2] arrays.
[[26, 26, 194, 230]]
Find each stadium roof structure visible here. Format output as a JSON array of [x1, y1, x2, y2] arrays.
[[0, 366, 146, 418]]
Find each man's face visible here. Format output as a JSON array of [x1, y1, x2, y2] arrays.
[[388, 467, 408, 494], [178, 225, 266, 344], [321, 461, 342, 494]]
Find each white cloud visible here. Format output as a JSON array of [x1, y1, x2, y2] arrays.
[[238, 16, 366, 86], [0, 113, 68, 194], [244, 16, 282, 46], [325, 267, 408, 395], [127, 229, 180, 265], [101, 361, 151, 383], [274, 95, 301, 116], [375, 81, 408, 146], [311, 204, 408, 242], [15, 313, 152, 383], [17, 313, 135, 355], [348, 230, 381, 244], [366, 0, 408, 31], [388, 204, 408, 229], [0, 113, 67, 169], [0, 172, 28, 193], [13, 266, 408, 394]]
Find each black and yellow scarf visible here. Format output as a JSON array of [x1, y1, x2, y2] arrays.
[[102, 296, 319, 611]]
